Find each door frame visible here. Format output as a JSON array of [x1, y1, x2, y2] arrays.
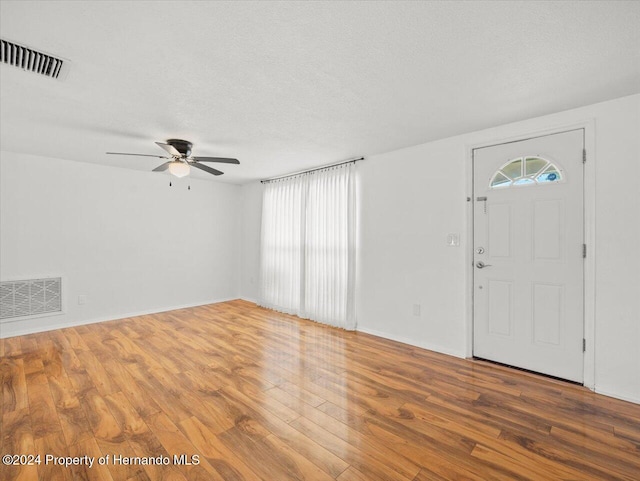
[[465, 120, 596, 389]]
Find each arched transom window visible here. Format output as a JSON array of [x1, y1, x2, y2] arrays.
[[490, 156, 563, 189]]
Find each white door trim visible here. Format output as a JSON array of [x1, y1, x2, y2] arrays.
[[465, 120, 596, 390]]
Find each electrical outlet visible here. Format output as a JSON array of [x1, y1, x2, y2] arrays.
[[78, 295, 87, 305], [413, 304, 421, 316]]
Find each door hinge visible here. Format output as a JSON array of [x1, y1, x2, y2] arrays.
[[582, 148, 587, 163], [583, 338, 586, 352], [582, 244, 587, 258]]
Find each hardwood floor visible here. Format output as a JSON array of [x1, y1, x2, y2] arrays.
[[1, 299, 639, 480]]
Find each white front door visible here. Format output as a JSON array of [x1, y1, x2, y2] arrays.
[[473, 129, 584, 383]]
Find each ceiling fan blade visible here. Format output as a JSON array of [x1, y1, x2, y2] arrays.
[[190, 162, 224, 176], [155, 142, 181, 156], [192, 156, 240, 164], [106, 152, 169, 159], [152, 161, 172, 172]]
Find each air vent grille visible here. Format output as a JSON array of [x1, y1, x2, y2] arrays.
[[0, 39, 65, 79], [0, 277, 62, 321]]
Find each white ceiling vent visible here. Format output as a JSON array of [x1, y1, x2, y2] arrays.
[[0, 38, 70, 80], [0, 277, 63, 321]]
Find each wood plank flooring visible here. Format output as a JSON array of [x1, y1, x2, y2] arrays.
[[1, 299, 639, 480]]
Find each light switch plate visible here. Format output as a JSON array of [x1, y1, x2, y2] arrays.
[[446, 233, 460, 246]]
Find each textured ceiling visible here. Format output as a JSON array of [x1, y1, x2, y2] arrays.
[[1, 1, 639, 184]]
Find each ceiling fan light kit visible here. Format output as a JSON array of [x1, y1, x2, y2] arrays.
[[167, 161, 190, 178], [106, 139, 239, 182]]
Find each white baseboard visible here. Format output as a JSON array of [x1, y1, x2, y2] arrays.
[[0, 297, 239, 339], [356, 326, 466, 359], [4, 298, 636, 407], [594, 388, 640, 405], [356, 330, 638, 405]]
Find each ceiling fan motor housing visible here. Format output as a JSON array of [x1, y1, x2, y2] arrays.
[[167, 139, 192, 157]]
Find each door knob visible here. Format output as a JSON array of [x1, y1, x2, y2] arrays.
[[476, 261, 492, 269]]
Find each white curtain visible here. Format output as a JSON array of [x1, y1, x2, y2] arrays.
[[259, 163, 356, 329]]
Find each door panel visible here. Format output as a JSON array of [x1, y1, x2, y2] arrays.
[[532, 199, 564, 260], [488, 280, 513, 337], [532, 283, 563, 345], [473, 129, 584, 383]]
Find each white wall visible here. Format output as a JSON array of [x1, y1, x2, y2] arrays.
[[239, 94, 639, 403], [239, 181, 263, 302], [0, 152, 241, 337], [356, 138, 469, 357], [585, 96, 640, 403]]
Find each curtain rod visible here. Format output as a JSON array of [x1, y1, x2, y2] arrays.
[[260, 157, 364, 184]]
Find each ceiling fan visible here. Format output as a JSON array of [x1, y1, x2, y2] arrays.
[[106, 139, 239, 177]]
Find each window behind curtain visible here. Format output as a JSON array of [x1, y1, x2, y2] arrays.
[[259, 163, 356, 329]]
